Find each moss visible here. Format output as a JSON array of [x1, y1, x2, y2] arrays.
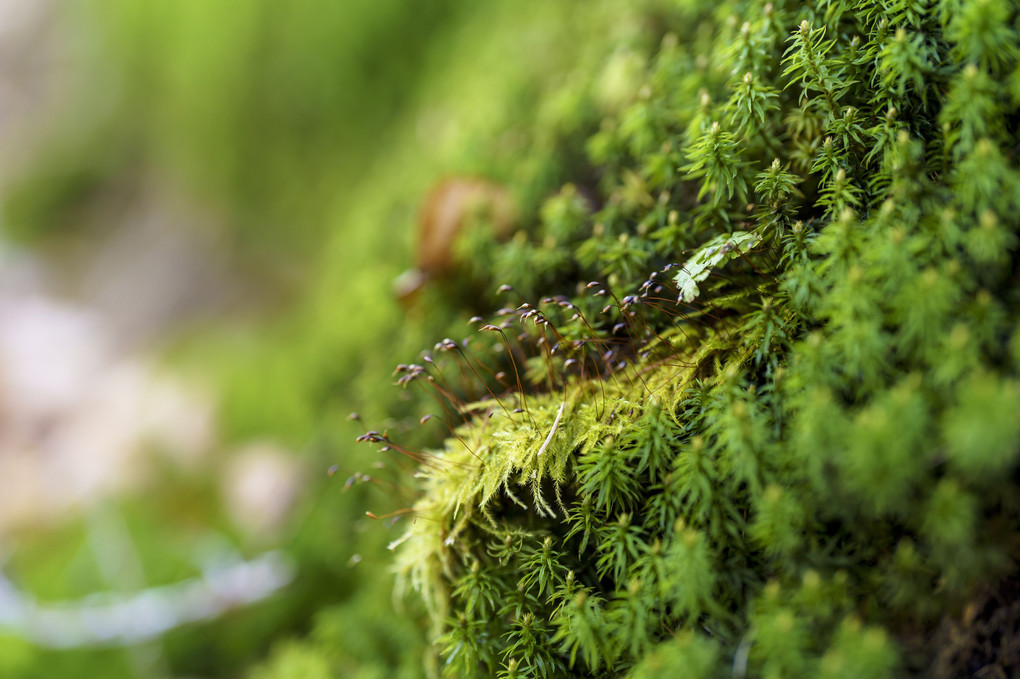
[[367, 1, 1020, 676]]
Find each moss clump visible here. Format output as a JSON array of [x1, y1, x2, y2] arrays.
[[368, 1, 1020, 677]]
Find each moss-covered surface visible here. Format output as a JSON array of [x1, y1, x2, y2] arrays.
[[362, 1, 1020, 677], [5, 1, 1020, 678]]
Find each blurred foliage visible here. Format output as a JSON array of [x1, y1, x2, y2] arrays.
[[6, 0, 467, 256]]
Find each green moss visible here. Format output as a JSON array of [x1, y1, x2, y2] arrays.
[[10, 0, 1020, 676], [372, 1, 1020, 676]]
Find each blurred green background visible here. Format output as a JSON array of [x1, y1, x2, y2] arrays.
[[0, 1, 672, 676]]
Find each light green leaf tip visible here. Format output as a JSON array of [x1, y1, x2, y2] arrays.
[[673, 231, 761, 302]]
